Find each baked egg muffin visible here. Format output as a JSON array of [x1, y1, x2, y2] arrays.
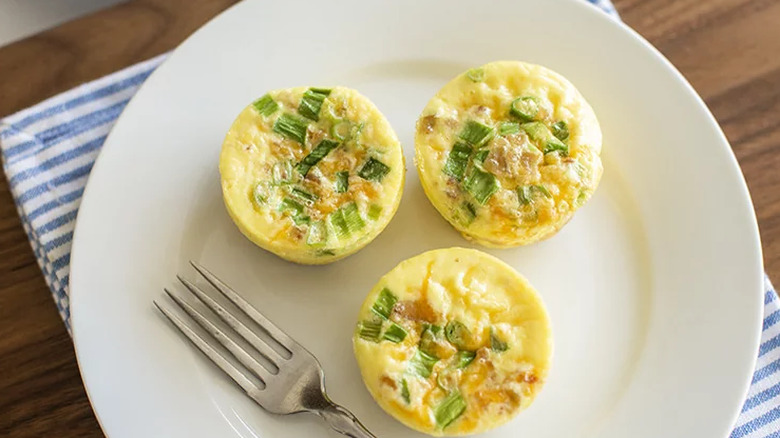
[[353, 248, 552, 436], [415, 61, 603, 247], [220, 87, 405, 264]]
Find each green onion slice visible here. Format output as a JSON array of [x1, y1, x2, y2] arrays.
[[464, 167, 499, 205], [329, 207, 350, 238], [372, 288, 397, 320], [458, 120, 495, 147], [297, 139, 339, 176], [401, 379, 410, 404], [435, 391, 467, 429], [306, 220, 328, 246], [358, 319, 382, 342], [490, 327, 508, 352], [444, 321, 472, 350], [499, 121, 521, 136], [252, 94, 279, 117], [575, 190, 589, 207], [459, 201, 478, 225], [331, 120, 352, 141], [292, 215, 311, 226], [552, 120, 569, 140], [454, 350, 476, 368], [278, 197, 304, 216], [544, 136, 569, 155], [510, 96, 540, 122], [335, 171, 349, 193], [358, 157, 391, 182], [342, 202, 365, 233], [290, 187, 318, 205], [252, 182, 267, 206], [473, 149, 490, 165], [407, 349, 439, 378], [383, 323, 408, 343], [466, 68, 485, 82], [517, 185, 551, 205], [443, 142, 472, 181], [368, 204, 382, 220], [273, 113, 310, 145], [316, 249, 336, 256], [298, 88, 332, 121]]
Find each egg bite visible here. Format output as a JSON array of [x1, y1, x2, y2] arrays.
[[353, 248, 552, 436], [415, 61, 603, 247], [219, 87, 405, 264]]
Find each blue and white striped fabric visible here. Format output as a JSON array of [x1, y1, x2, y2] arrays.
[[0, 2, 777, 436]]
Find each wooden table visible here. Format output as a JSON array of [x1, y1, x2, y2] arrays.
[[0, 0, 777, 435]]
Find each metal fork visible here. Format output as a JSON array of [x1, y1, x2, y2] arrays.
[[153, 261, 375, 438]]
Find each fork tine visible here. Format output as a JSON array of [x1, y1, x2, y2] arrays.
[[164, 289, 272, 382], [190, 261, 298, 354], [153, 300, 258, 394], [177, 275, 282, 370]]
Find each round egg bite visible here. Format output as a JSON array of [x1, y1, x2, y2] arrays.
[[220, 87, 405, 264], [353, 248, 552, 436], [415, 61, 603, 247]]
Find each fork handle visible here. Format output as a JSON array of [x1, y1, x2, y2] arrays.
[[316, 403, 376, 438]]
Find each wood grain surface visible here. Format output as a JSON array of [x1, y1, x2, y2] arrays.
[[0, 0, 777, 436]]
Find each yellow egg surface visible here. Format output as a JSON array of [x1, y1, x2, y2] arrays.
[[415, 61, 603, 247], [353, 248, 552, 436], [220, 87, 405, 264]]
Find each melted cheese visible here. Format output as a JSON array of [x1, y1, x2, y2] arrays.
[[353, 248, 552, 436], [415, 61, 603, 247], [220, 87, 405, 264]]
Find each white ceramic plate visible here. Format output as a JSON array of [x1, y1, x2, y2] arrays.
[[70, 0, 764, 437]]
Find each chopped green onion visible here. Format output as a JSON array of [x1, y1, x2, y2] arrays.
[[359, 319, 382, 342], [517, 185, 551, 205], [443, 142, 472, 181], [331, 120, 352, 141], [464, 167, 499, 205], [278, 197, 304, 216], [342, 202, 365, 233], [306, 220, 328, 246], [473, 149, 490, 165], [328, 202, 365, 238], [435, 391, 467, 429], [454, 350, 476, 368], [298, 88, 332, 121], [552, 120, 569, 140], [522, 122, 569, 155], [372, 288, 397, 320], [297, 139, 339, 176], [368, 204, 382, 220], [383, 323, 408, 343], [272, 161, 295, 185], [273, 113, 310, 145], [499, 121, 521, 136], [466, 68, 485, 82], [400, 379, 410, 404], [290, 187, 318, 205], [459, 201, 478, 225], [252, 94, 279, 117], [575, 190, 589, 207], [419, 323, 442, 356], [316, 249, 336, 256], [293, 215, 311, 226], [510, 96, 539, 122], [444, 321, 471, 350], [329, 207, 350, 238], [358, 157, 391, 182], [490, 328, 508, 352], [458, 120, 495, 147], [335, 171, 349, 193], [407, 349, 439, 378], [544, 136, 569, 155]]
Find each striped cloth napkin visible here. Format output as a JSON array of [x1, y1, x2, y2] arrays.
[[0, 1, 777, 436]]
